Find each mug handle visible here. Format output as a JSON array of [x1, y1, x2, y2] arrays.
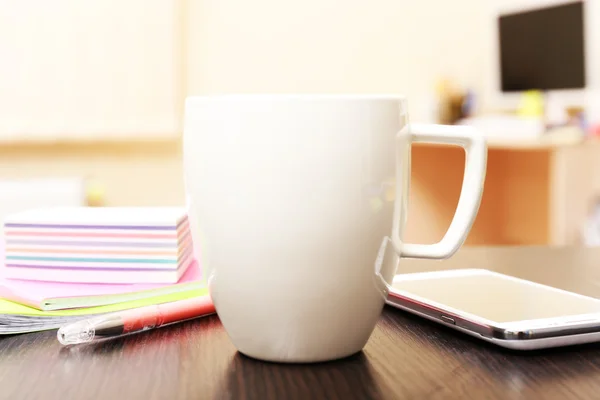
[[391, 123, 487, 260]]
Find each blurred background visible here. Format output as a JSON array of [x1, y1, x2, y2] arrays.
[[0, 0, 599, 247]]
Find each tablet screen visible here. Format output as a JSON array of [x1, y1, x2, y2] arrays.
[[392, 271, 600, 323]]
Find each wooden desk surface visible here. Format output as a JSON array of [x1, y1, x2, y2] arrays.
[[3, 246, 600, 399]]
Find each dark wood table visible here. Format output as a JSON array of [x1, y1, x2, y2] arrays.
[[3, 246, 600, 399]]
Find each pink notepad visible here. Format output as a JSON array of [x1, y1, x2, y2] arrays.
[[0, 258, 203, 311]]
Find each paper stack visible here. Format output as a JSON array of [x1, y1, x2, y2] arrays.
[[3, 207, 193, 284], [0, 206, 215, 335], [0, 259, 203, 311], [0, 270, 210, 334]]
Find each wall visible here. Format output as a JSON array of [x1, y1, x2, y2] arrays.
[[186, 0, 488, 122], [0, 0, 186, 208], [0, 0, 183, 141], [0, 0, 490, 209], [12, 0, 597, 210]]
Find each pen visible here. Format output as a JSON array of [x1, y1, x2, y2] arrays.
[[57, 295, 215, 345]]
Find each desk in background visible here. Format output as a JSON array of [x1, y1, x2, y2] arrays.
[[407, 133, 600, 246]]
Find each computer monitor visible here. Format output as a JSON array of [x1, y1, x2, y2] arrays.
[[498, 1, 585, 92]]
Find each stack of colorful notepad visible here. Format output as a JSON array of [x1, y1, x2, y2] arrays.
[[0, 206, 215, 335], [3, 207, 194, 284]]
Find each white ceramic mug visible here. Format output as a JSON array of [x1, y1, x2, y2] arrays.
[[183, 95, 486, 363]]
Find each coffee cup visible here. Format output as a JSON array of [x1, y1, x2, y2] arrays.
[[183, 94, 486, 363]]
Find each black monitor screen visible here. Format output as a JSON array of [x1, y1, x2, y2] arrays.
[[499, 1, 585, 92]]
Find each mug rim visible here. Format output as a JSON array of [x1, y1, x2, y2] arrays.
[[185, 93, 407, 103]]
